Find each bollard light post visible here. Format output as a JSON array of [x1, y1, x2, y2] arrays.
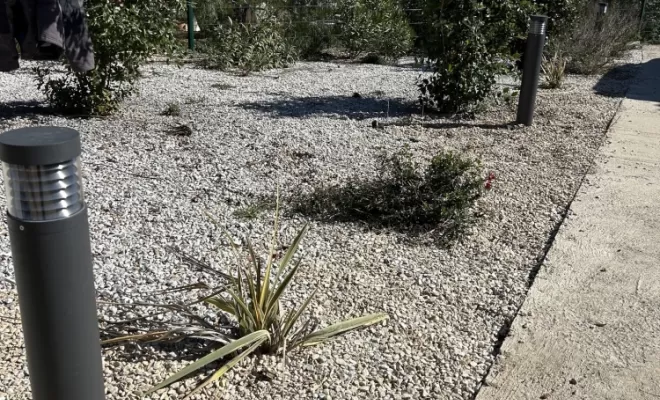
[[0, 127, 105, 400], [597, 2, 608, 31], [516, 15, 548, 126]]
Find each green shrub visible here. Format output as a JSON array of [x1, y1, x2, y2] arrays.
[[191, 0, 233, 29], [292, 147, 484, 243], [417, 0, 529, 113], [104, 211, 388, 397], [161, 102, 182, 116], [419, 19, 500, 113], [35, 0, 183, 116], [336, 0, 414, 59], [551, 1, 640, 75], [541, 52, 567, 89], [534, 0, 580, 33], [279, 0, 337, 59], [642, 0, 660, 43], [200, 16, 297, 73]]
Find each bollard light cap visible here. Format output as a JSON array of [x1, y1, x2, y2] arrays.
[[0, 127, 84, 221], [0, 127, 81, 166], [529, 15, 549, 35]]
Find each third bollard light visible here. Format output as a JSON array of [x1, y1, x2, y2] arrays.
[[0, 127, 105, 400], [516, 15, 548, 126]]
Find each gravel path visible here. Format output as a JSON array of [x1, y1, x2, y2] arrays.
[[0, 51, 641, 400]]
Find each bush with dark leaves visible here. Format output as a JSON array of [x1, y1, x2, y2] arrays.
[[291, 147, 484, 243]]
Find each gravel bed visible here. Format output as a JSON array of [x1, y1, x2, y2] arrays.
[[0, 50, 642, 400]]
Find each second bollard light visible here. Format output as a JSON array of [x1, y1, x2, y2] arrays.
[[516, 15, 548, 126], [0, 127, 105, 400]]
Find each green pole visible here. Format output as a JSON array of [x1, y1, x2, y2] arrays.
[[640, 0, 647, 39], [187, 0, 195, 51]]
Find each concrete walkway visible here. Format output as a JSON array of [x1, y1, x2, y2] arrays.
[[476, 48, 660, 400]]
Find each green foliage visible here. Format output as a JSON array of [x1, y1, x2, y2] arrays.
[[35, 0, 183, 115], [417, 0, 529, 113], [292, 147, 484, 243], [161, 102, 182, 116], [335, 0, 414, 58], [551, 1, 640, 74], [541, 52, 567, 89], [419, 22, 499, 113], [206, 213, 388, 353], [533, 0, 579, 33], [191, 0, 233, 29], [200, 16, 297, 73], [194, 0, 414, 62], [103, 210, 388, 397], [233, 199, 275, 220], [642, 0, 660, 43], [279, 0, 337, 59], [148, 330, 271, 398]]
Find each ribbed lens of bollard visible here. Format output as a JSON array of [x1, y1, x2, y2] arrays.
[[2, 157, 84, 221], [529, 19, 547, 35]]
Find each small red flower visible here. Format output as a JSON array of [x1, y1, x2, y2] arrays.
[[488, 171, 496, 181], [485, 181, 492, 190]]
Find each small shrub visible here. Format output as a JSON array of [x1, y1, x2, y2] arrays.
[[280, 1, 337, 59], [419, 19, 501, 113], [184, 95, 208, 104], [200, 16, 297, 73], [541, 52, 567, 89], [360, 53, 385, 64], [416, 0, 530, 113], [233, 199, 274, 220], [535, 0, 580, 34], [642, 0, 660, 43], [335, 0, 414, 59], [553, 2, 640, 75], [35, 0, 183, 115], [292, 147, 484, 243], [161, 102, 181, 116], [104, 210, 388, 397], [211, 83, 235, 90]]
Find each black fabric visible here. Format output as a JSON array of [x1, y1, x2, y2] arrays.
[[0, 0, 94, 72]]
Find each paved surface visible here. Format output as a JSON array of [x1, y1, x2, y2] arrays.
[[476, 48, 660, 400]]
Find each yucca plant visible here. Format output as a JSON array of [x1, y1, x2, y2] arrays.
[[103, 203, 388, 398], [205, 215, 388, 353], [542, 52, 567, 89]]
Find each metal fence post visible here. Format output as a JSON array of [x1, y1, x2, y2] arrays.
[[516, 15, 548, 126], [187, 0, 195, 51], [0, 127, 105, 400]]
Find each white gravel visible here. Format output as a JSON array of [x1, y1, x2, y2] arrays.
[[0, 50, 642, 400]]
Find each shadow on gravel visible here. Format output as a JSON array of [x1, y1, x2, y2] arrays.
[[593, 61, 646, 99], [0, 100, 55, 119], [285, 181, 481, 247], [239, 95, 418, 120], [409, 121, 511, 131], [101, 333, 212, 363]]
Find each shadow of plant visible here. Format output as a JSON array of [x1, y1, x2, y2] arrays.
[[239, 95, 418, 120], [0, 100, 55, 119], [289, 148, 485, 245]]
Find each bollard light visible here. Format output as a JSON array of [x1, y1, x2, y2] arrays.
[[0, 127, 105, 400], [596, 2, 608, 31], [516, 15, 548, 126]]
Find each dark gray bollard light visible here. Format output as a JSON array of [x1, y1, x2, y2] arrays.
[[516, 15, 548, 126], [0, 127, 105, 400]]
